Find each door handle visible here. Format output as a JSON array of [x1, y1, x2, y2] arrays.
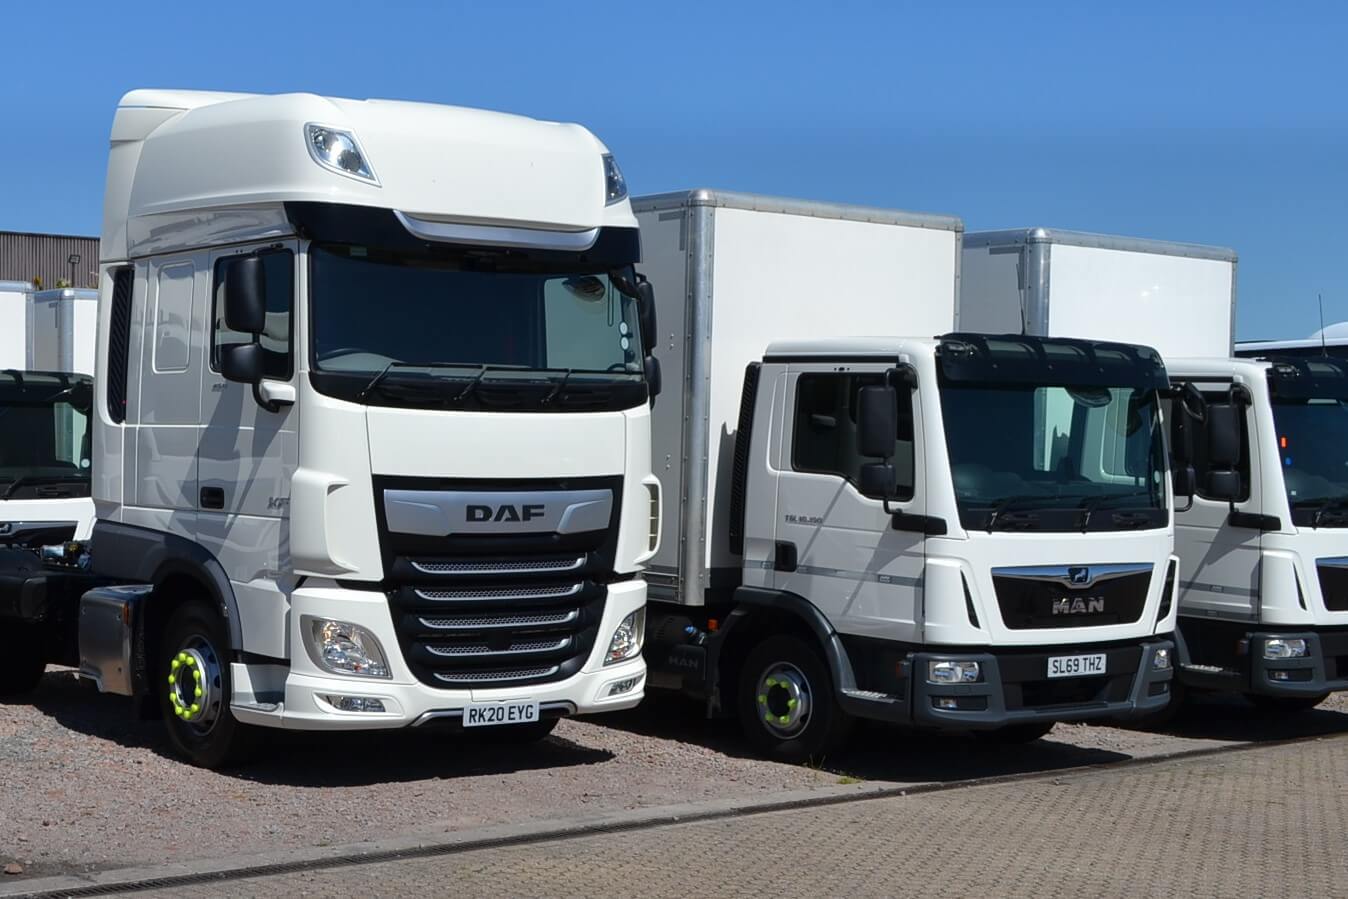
[[200, 486, 225, 510], [773, 541, 798, 573]]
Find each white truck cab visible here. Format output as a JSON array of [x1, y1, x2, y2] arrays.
[[634, 196, 1177, 760], [1167, 352, 1348, 707], [965, 227, 1348, 712], [8, 89, 664, 767]]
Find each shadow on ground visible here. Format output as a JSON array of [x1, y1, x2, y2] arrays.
[[591, 690, 1348, 784], [6, 669, 613, 786]]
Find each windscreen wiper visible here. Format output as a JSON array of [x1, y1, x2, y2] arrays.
[[983, 494, 1064, 532], [542, 369, 575, 405], [1076, 492, 1157, 531], [1298, 496, 1348, 529], [1, 475, 88, 501]]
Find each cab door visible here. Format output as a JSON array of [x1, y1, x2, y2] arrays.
[[195, 243, 300, 659], [771, 362, 927, 642], [1172, 379, 1264, 622]]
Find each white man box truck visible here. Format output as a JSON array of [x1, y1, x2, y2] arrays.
[[0, 89, 662, 767], [27, 287, 98, 376], [964, 227, 1348, 714], [635, 194, 1177, 760]]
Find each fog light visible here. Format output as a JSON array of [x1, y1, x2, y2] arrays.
[[607, 676, 641, 697], [304, 616, 391, 678], [928, 660, 980, 684], [934, 697, 959, 710], [1263, 638, 1308, 660], [605, 609, 645, 665], [1270, 670, 1293, 682], [324, 695, 386, 713], [1152, 648, 1172, 671]]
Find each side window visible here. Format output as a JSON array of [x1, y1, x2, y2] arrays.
[[211, 250, 294, 379], [153, 262, 195, 373], [1171, 388, 1252, 502], [792, 373, 915, 500]]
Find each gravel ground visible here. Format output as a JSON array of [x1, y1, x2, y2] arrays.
[[2, 668, 1346, 881]]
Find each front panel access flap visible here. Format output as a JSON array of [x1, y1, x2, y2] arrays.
[[79, 584, 151, 696]]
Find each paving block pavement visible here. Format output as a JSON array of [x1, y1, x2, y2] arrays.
[[94, 735, 1348, 897]]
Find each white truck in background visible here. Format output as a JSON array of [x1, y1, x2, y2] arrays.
[[1, 281, 33, 370], [1238, 324, 1348, 360], [964, 228, 1348, 713], [634, 192, 1177, 761], [28, 287, 98, 375], [0, 282, 98, 551], [0, 89, 661, 767]]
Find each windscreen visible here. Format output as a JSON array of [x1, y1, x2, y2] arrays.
[[940, 382, 1167, 532], [0, 377, 92, 500], [308, 244, 647, 411], [1272, 399, 1348, 525]]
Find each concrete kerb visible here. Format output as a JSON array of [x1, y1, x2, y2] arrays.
[[4, 734, 1336, 898]]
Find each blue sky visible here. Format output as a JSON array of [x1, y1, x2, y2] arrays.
[[1, 1, 1343, 339]]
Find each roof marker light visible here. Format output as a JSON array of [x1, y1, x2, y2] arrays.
[[603, 154, 628, 205], [305, 124, 379, 185]]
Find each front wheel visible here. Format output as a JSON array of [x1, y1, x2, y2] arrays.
[[158, 600, 262, 768], [737, 635, 853, 763], [1245, 692, 1330, 715]]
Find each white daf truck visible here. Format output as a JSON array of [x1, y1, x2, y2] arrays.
[[964, 228, 1348, 713], [634, 193, 1177, 761], [0, 89, 661, 767]]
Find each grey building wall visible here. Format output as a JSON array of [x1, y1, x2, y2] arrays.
[[0, 231, 101, 290]]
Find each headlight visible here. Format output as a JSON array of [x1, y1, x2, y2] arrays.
[[1263, 637, 1308, 660], [1152, 647, 1172, 670], [305, 124, 378, 184], [304, 616, 391, 678], [927, 660, 980, 684], [604, 608, 645, 665], [603, 154, 628, 205]]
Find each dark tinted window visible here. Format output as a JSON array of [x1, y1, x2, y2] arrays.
[[1169, 390, 1251, 502], [792, 373, 915, 500], [211, 251, 294, 379]]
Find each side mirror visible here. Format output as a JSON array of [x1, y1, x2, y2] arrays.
[[644, 355, 662, 405], [859, 462, 898, 500], [1172, 463, 1196, 498], [857, 385, 898, 459], [1205, 469, 1243, 501], [224, 256, 267, 334], [220, 342, 264, 385], [637, 278, 657, 356], [1206, 403, 1241, 467]]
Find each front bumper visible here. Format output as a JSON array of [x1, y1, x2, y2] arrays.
[[230, 579, 647, 730], [911, 638, 1175, 731], [1242, 629, 1348, 698]]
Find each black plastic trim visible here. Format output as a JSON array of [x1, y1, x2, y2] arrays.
[[727, 362, 761, 556], [106, 267, 134, 424], [1228, 511, 1282, 531]]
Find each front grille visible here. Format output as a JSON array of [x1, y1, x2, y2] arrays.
[[426, 637, 572, 657], [373, 475, 622, 691], [993, 570, 1151, 629], [419, 610, 580, 630], [1316, 563, 1348, 611], [433, 667, 559, 684], [411, 557, 585, 576]]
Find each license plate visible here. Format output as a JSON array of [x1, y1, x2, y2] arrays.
[[463, 700, 540, 727], [1047, 653, 1107, 679]]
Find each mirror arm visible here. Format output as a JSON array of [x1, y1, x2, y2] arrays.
[[252, 381, 281, 414]]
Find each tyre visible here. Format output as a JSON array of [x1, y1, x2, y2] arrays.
[[973, 721, 1055, 745], [1245, 692, 1330, 715], [737, 635, 853, 763], [469, 718, 559, 745], [0, 626, 46, 696], [158, 599, 262, 768]]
